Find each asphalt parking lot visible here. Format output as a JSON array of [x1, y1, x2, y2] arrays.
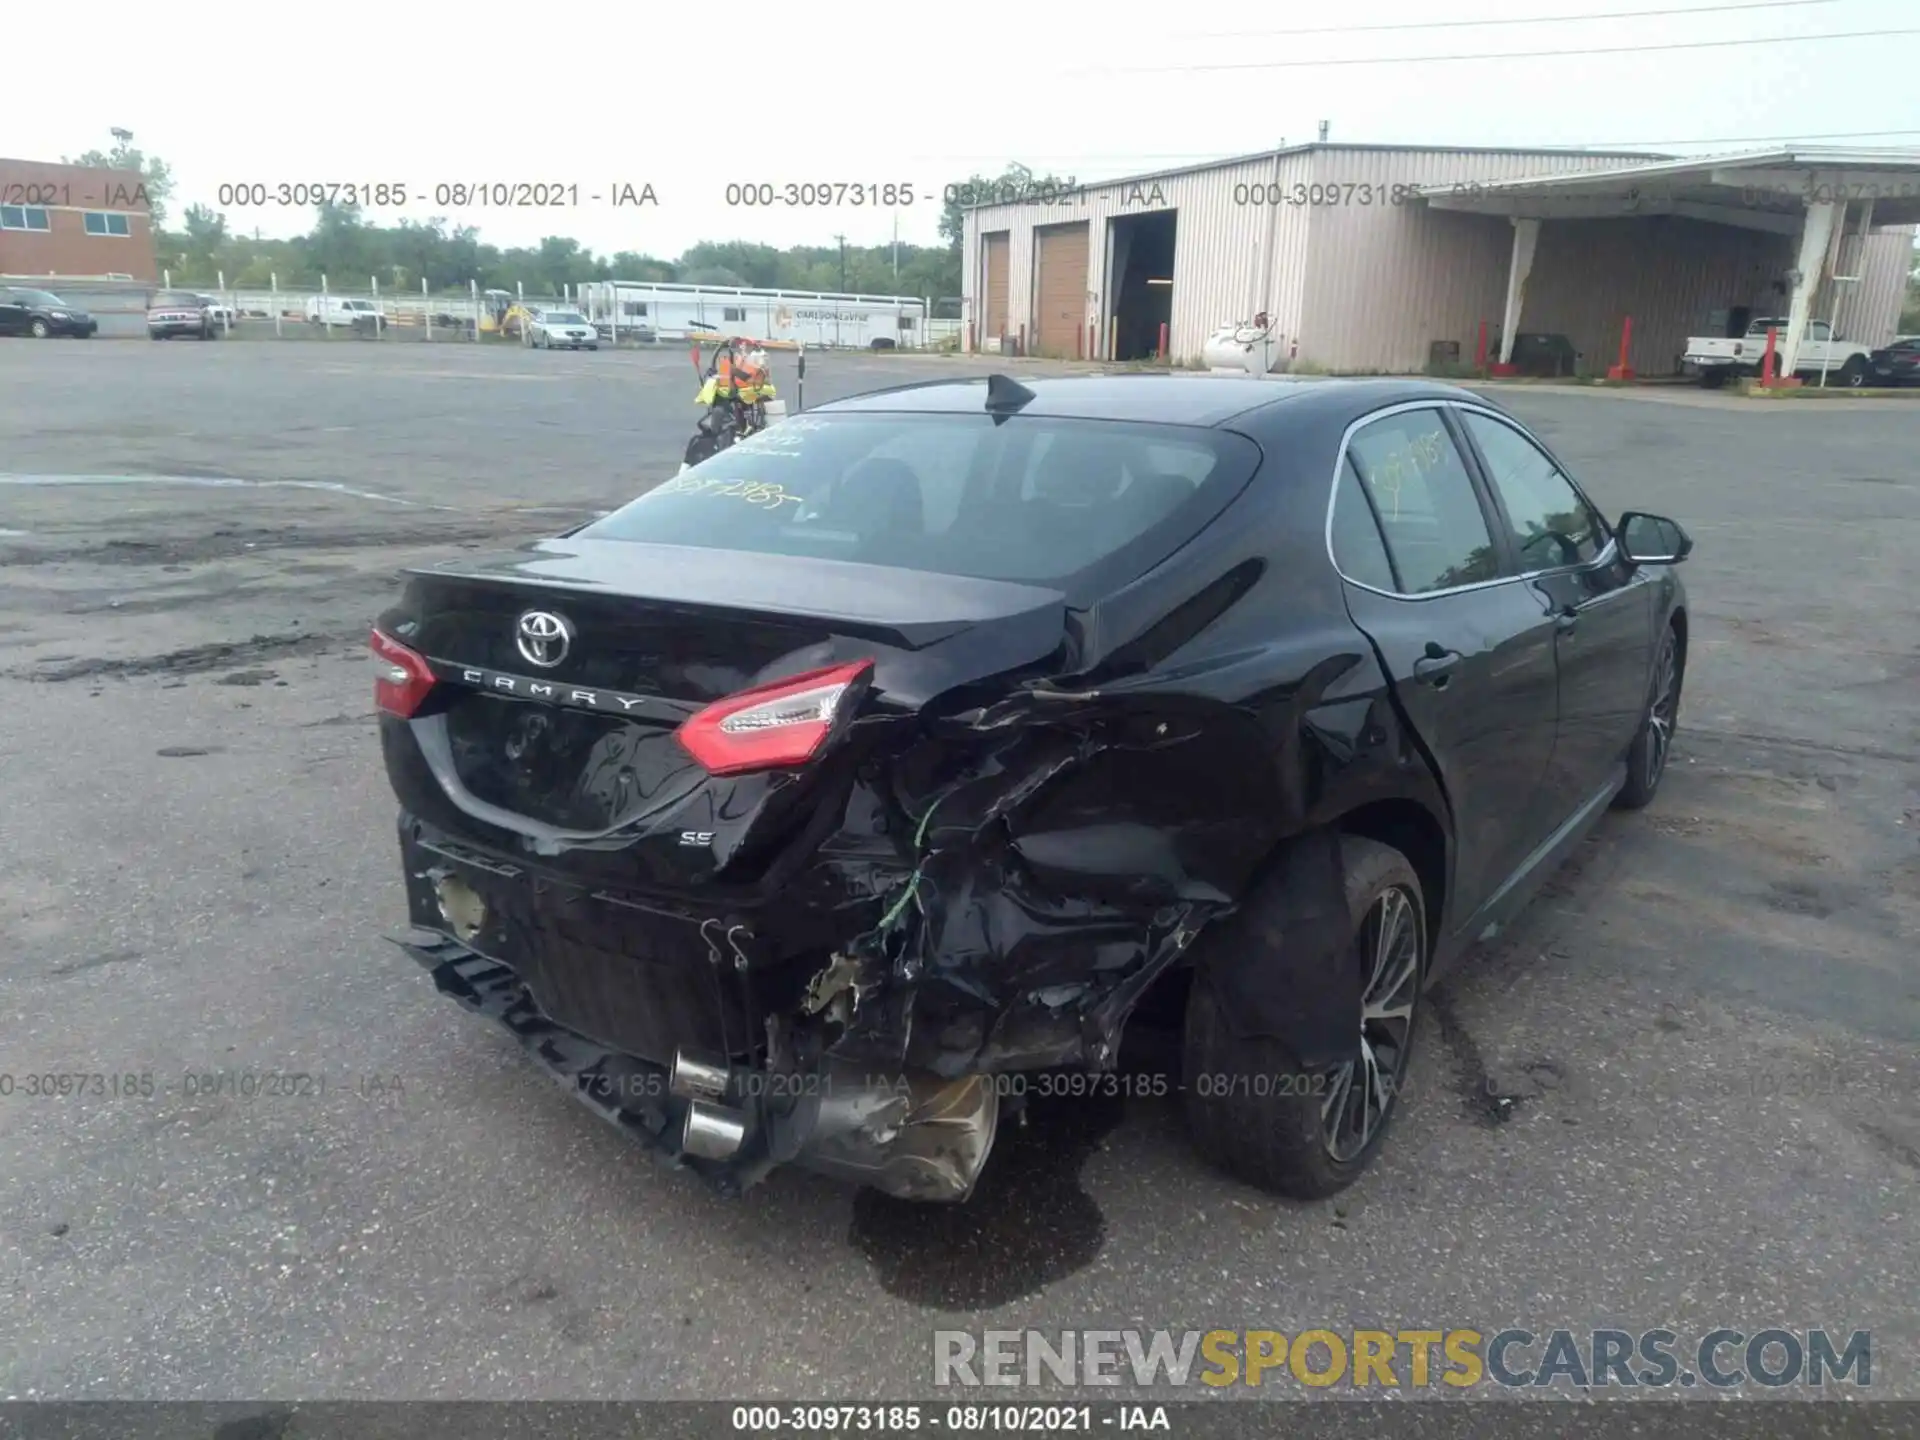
[[0, 340, 1916, 1402]]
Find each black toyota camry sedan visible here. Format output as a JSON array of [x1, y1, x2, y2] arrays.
[[372, 374, 1692, 1204]]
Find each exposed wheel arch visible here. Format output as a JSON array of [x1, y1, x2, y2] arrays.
[[1333, 797, 1448, 970]]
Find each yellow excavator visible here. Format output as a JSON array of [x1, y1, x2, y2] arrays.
[[479, 289, 537, 339]]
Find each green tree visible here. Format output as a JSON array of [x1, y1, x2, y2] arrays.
[[179, 203, 227, 271], [937, 162, 1072, 250], [65, 127, 176, 225]]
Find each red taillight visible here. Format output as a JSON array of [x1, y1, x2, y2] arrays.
[[371, 627, 436, 718], [675, 660, 873, 776]]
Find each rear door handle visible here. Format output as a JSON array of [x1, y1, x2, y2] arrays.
[[1413, 648, 1462, 687]]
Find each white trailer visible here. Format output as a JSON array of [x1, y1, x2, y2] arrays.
[[576, 281, 926, 349]]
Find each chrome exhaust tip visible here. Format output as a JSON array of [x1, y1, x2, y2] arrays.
[[669, 1048, 732, 1103], [681, 1099, 749, 1161]]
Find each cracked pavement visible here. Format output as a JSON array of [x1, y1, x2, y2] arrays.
[[0, 341, 1915, 1401]]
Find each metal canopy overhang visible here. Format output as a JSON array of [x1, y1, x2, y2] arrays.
[[1420, 148, 1920, 233]]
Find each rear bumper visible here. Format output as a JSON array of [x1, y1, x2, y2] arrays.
[[391, 926, 998, 1201]]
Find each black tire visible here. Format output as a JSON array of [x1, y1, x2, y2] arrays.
[[30, 318, 51, 339], [1182, 835, 1425, 1200], [1614, 622, 1683, 810], [1838, 355, 1868, 388], [1698, 369, 1728, 389]]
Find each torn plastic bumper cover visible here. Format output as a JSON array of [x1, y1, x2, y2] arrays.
[[390, 688, 1364, 1201], [392, 930, 999, 1202]]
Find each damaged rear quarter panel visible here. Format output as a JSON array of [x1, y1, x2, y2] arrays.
[[820, 400, 1452, 1079]]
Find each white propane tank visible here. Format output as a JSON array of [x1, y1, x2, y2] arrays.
[[1203, 318, 1283, 376], [762, 397, 789, 425]]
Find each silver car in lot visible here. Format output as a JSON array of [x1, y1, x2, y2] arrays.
[[530, 309, 599, 350]]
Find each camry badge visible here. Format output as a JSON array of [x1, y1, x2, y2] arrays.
[[515, 610, 573, 668]]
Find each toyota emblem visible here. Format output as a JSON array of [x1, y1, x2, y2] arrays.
[[515, 610, 573, 668]]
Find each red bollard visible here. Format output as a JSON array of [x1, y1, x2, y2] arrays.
[[1606, 315, 1635, 381], [968, 320, 976, 353], [1017, 323, 1026, 357], [1157, 322, 1168, 360], [1474, 319, 1489, 374], [1762, 326, 1779, 385]]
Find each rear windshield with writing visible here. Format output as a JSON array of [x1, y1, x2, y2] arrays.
[[579, 413, 1262, 586]]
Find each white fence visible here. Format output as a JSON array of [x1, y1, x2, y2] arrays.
[[144, 273, 960, 349]]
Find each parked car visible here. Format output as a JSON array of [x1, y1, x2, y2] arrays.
[[1865, 335, 1920, 387], [0, 286, 98, 338], [196, 294, 239, 327], [305, 295, 384, 329], [1682, 317, 1870, 386], [371, 375, 1692, 1205], [148, 290, 219, 340], [529, 309, 599, 350]]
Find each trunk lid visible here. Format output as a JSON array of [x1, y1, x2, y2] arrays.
[[383, 537, 1070, 856]]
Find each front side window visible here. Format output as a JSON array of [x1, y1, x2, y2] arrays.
[[1345, 408, 1500, 594], [1459, 411, 1604, 571], [581, 413, 1261, 587]]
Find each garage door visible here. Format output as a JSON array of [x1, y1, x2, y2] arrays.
[[1034, 222, 1090, 358], [982, 232, 1009, 346]]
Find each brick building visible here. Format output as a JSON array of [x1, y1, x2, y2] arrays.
[[0, 157, 159, 282]]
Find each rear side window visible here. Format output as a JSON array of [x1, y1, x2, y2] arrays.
[[1345, 408, 1499, 594], [580, 413, 1261, 586], [1329, 457, 1398, 592]]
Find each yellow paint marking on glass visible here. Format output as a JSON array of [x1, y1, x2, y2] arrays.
[[655, 473, 801, 510]]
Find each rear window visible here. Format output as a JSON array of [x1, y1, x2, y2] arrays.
[[580, 413, 1262, 585], [154, 291, 200, 306]]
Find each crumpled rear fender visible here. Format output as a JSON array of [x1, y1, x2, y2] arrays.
[[815, 665, 1372, 1077]]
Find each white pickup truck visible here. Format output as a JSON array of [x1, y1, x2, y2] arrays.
[[1682, 317, 1871, 387]]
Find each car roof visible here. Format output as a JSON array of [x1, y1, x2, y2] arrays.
[[812, 373, 1492, 428]]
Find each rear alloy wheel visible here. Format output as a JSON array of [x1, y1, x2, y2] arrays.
[[1183, 836, 1425, 1199], [1615, 624, 1682, 810]]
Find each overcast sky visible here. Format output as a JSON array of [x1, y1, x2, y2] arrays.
[[10, 0, 1919, 258]]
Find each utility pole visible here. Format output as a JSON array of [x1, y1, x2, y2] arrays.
[[836, 233, 848, 292], [1318, 119, 1330, 142], [892, 214, 899, 285]]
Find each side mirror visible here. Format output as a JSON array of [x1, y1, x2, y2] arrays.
[[1618, 511, 1692, 565]]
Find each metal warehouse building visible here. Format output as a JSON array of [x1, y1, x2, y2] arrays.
[[961, 143, 1919, 378]]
